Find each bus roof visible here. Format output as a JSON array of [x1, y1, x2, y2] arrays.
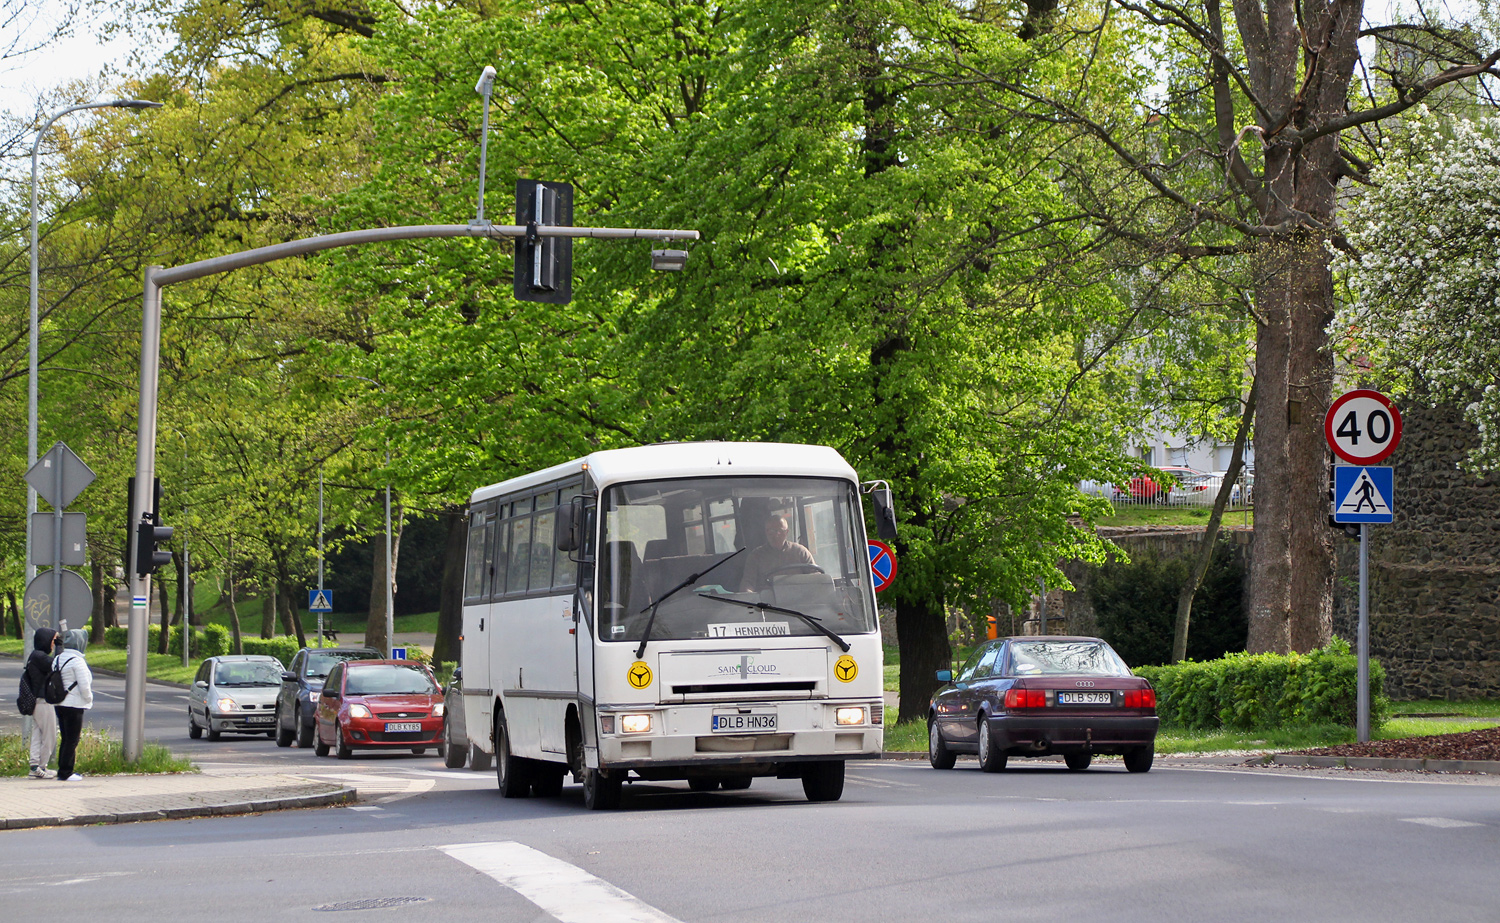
[[469, 442, 859, 503]]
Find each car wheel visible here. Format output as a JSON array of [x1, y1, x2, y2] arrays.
[[688, 777, 719, 792], [495, 714, 530, 798], [469, 745, 491, 772], [188, 713, 202, 740], [801, 760, 845, 802], [266, 730, 276, 738], [411, 748, 427, 756], [206, 716, 221, 741], [928, 717, 956, 770], [314, 730, 330, 758], [336, 726, 352, 760], [978, 717, 1007, 773], [721, 776, 752, 791], [581, 767, 622, 810], [532, 765, 565, 798], [443, 722, 467, 768], [1124, 747, 1154, 773], [296, 705, 314, 748], [1064, 752, 1093, 771], [275, 706, 294, 747]]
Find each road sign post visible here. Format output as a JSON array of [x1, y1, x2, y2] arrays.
[[23, 442, 95, 636], [1326, 390, 1402, 743]]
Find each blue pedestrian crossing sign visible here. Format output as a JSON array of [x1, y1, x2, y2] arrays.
[[308, 590, 333, 612], [1333, 466, 1394, 524]]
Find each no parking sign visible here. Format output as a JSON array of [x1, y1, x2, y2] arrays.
[[867, 539, 897, 593]]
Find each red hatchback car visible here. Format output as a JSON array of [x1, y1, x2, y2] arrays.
[[314, 659, 445, 759], [928, 636, 1158, 773]]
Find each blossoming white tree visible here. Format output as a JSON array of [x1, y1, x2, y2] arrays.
[[1338, 112, 1500, 471]]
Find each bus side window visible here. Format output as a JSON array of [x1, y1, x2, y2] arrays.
[[490, 508, 511, 601], [464, 507, 489, 602]]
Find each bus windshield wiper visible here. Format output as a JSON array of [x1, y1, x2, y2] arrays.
[[635, 547, 746, 659], [698, 594, 850, 652]]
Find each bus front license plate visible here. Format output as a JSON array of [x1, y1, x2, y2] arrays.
[[712, 713, 777, 733]]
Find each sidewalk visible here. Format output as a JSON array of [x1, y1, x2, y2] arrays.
[[0, 766, 356, 831]]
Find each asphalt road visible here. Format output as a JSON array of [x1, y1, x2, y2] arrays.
[[4, 655, 1500, 922]]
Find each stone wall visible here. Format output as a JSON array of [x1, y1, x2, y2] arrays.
[[1332, 398, 1500, 700]]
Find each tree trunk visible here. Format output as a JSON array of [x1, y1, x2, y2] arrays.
[[282, 575, 308, 648], [433, 506, 467, 670], [89, 560, 108, 645], [260, 592, 275, 639], [365, 502, 404, 656], [7, 589, 21, 639], [1173, 383, 1257, 661], [156, 574, 172, 654], [226, 538, 244, 655]]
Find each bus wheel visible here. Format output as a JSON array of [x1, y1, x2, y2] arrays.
[[582, 768, 622, 810], [687, 777, 719, 792], [495, 715, 531, 798], [721, 776, 752, 790], [802, 761, 845, 802]]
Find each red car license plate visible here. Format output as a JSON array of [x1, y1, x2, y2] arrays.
[[385, 722, 422, 733]]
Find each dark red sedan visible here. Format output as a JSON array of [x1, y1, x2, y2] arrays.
[[313, 660, 445, 759], [928, 636, 1158, 772]]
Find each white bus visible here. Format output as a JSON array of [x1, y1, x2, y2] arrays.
[[459, 441, 896, 809]]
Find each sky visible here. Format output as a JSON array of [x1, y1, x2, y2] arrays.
[[1, 1, 137, 115]]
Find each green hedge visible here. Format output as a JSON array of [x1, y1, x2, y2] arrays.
[[1135, 638, 1390, 731], [239, 636, 301, 667], [102, 624, 231, 658]]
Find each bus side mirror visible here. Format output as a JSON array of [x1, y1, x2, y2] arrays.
[[871, 486, 898, 540], [558, 498, 584, 552]]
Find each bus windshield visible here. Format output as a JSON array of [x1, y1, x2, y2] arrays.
[[597, 476, 877, 643]]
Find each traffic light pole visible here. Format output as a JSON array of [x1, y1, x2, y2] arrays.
[[122, 220, 698, 761]]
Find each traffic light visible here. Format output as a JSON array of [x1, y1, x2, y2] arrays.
[[513, 180, 573, 304], [135, 516, 174, 576], [126, 476, 162, 552]]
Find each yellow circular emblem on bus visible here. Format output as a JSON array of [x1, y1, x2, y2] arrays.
[[834, 655, 858, 683], [627, 661, 653, 689]]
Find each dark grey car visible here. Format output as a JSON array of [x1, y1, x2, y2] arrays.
[[275, 646, 381, 748], [441, 666, 490, 770]]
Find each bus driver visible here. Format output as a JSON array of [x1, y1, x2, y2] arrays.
[[740, 514, 816, 590]]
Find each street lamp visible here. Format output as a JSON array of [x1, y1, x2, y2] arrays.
[[472, 66, 496, 226], [28, 98, 162, 582]]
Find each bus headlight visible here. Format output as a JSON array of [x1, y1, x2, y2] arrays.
[[835, 707, 866, 726], [620, 714, 652, 734]]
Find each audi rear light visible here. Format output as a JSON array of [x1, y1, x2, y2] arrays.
[[1004, 688, 1045, 709], [1124, 688, 1157, 709]]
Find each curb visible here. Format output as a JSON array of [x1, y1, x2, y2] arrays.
[[1269, 754, 1500, 774], [1, 785, 358, 831]]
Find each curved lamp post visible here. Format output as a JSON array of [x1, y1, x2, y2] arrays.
[[28, 98, 163, 582]]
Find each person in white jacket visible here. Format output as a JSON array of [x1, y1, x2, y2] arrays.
[[53, 629, 94, 782]]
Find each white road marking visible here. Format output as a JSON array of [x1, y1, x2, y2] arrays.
[[1400, 817, 1483, 828], [347, 806, 384, 812], [441, 841, 684, 923], [847, 773, 921, 789]]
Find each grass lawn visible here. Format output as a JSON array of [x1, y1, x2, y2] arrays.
[[1097, 506, 1254, 528], [2, 729, 192, 776]]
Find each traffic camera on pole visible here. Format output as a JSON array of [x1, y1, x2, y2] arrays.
[[135, 515, 173, 576]]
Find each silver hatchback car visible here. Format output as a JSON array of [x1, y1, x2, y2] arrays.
[[188, 655, 286, 740]]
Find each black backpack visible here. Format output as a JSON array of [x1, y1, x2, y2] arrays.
[[44, 656, 76, 705], [16, 673, 36, 716]]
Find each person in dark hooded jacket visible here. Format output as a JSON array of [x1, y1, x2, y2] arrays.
[[22, 627, 61, 778]]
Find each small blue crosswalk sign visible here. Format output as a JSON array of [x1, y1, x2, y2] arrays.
[[1333, 466, 1394, 524], [308, 590, 333, 612]]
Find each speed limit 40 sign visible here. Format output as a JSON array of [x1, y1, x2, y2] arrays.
[[1325, 389, 1402, 464]]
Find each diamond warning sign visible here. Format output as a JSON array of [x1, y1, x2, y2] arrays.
[[1333, 466, 1393, 524]]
